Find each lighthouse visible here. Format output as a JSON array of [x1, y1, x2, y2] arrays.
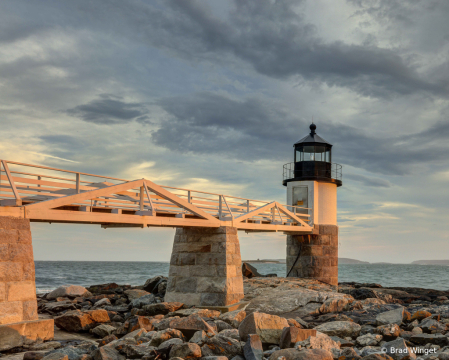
[[283, 123, 342, 286]]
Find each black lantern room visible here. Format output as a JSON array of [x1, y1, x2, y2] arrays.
[[282, 123, 342, 186]]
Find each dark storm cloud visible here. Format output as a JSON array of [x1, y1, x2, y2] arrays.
[[345, 173, 392, 188], [66, 95, 148, 125], [153, 92, 449, 176], [3, 0, 447, 99]]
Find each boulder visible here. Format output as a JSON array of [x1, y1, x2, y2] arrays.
[[31, 341, 63, 351], [24, 353, 47, 360], [201, 334, 242, 358], [279, 327, 317, 349], [243, 334, 263, 360], [92, 324, 117, 338], [143, 276, 167, 293], [220, 329, 240, 340], [376, 307, 407, 326], [410, 310, 431, 321], [356, 334, 382, 347], [99, 335, 118, 347], [410, 333, 448, 346], [319, 298, 351, 314], [244, 281, 353, 318], [314, 321, 361, 338], [43, 301, 77, 313], [295, 332, 340, 353], [376, 324, 400, 340], [42, 354, 69, 360], [268, 348, 333, 360], [47, 285, 92, 300], [169, 343, 202, 359], [189, 330, 210, 345], [141, 302, 184, 316], [124, 289, 150, 301], [148, 328, 185, 347], [362, 355, 394, 360], [93, 298, 111, 308], [55, 310, 110, 332], [122, 344, 155, 359], [167, 314, 217, 337], [381, 338, 416, 360], [87, 283, 120, 294], [218, 309, 246, 328], [338, 347, 361, 359], [157, 338, 184, 351], [242, 263, 264, 278], [215, 320, 233, 332], [92, 346, 125, 360], [170, 308, 220, 318], [238, 312, 289, 344], [47, 345, 97, 360], [420, 318, 446, 333]]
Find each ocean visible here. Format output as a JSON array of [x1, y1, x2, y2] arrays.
[[35, 261, 449, 293]]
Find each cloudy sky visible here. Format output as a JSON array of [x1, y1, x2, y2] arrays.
[[1, 0, 448, 264]]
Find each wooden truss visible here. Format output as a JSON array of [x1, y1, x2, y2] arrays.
[[0, 160, 312, 233]]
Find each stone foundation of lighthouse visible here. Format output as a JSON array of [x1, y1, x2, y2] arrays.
[[286, 224, 339, 286]]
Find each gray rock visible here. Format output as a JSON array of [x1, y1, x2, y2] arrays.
[[42, 354, 68, 360], [268, 348, 333, 360], [47, 285, 92, 300], [43, 301, 77, 313], [157, 338, 184, 351], [420, 318, 446, 333], [121, 344, 155, 359], [93, 298, 111, 308], [381, 338, 416, 360], [130, 294, 156, 309], [215, 319, 234, 332], [410, 333, 448, 346], [47, 346, 92, 360], [356, 334, 383, 347], [219, 329, 240, 341], [148, 328, 185, 347], [92, 325, 116, 338], [202, 334, 242, 358], [202, 357, 229, 360], [238, 312, 289, 344], [243, 334, 263, 360], [31, 342, 63, 351], [376, 307, 407, 326], [124, 289, 151, 301], [92, 346, 125, 360], [218, 309, 246, 328], [169, 343, 202, 359], [189, 330, 209, 345], [314, 321, 361, 338]]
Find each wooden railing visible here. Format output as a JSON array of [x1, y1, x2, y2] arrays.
[[0, 160, 311, 228]]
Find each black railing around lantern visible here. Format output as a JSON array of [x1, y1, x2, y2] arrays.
[[282, 162, 342, 186]]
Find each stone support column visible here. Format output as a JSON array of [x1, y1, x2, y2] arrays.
[[0, 217, 38, 324], [0, 217, 54, 351], [165, 226, 244, 309], [286, 224, 338, 286]]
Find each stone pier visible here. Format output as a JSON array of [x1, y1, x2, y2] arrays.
[[286, 224, 338, 286], [0, 217, 54, 351], [165, 226, 244, 310]]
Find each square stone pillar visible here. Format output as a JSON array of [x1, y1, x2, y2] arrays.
[[286, 224, 338, 286], [0, 217, 38, 324], [0, 216, 54, 351], [165, 226, 244, 308]]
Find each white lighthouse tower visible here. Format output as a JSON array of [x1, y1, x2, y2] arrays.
[[283, 123, 342, 286]]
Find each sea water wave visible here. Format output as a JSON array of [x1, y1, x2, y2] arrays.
[[35, 261, 449, 293]]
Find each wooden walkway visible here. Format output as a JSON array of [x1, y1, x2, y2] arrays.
[[0, 160, 312, 233]]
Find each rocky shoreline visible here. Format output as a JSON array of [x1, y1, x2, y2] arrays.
[[2, 275, 449, 360]]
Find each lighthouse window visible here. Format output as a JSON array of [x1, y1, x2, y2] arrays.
[[325, 149, 331, 162], [303, 146, 314, 161], [295, 149, 303, 162], [315, 146, 325, 161]]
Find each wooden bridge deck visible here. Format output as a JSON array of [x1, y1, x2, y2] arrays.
[[0, 160, 312, 233]]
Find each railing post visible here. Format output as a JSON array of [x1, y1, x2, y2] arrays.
[[219, 195, 222, 220], [271, 207, 275, 222], [188, 191, 191, 203], [76, 173, 80, 194], [140, 186, 144, 211]]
